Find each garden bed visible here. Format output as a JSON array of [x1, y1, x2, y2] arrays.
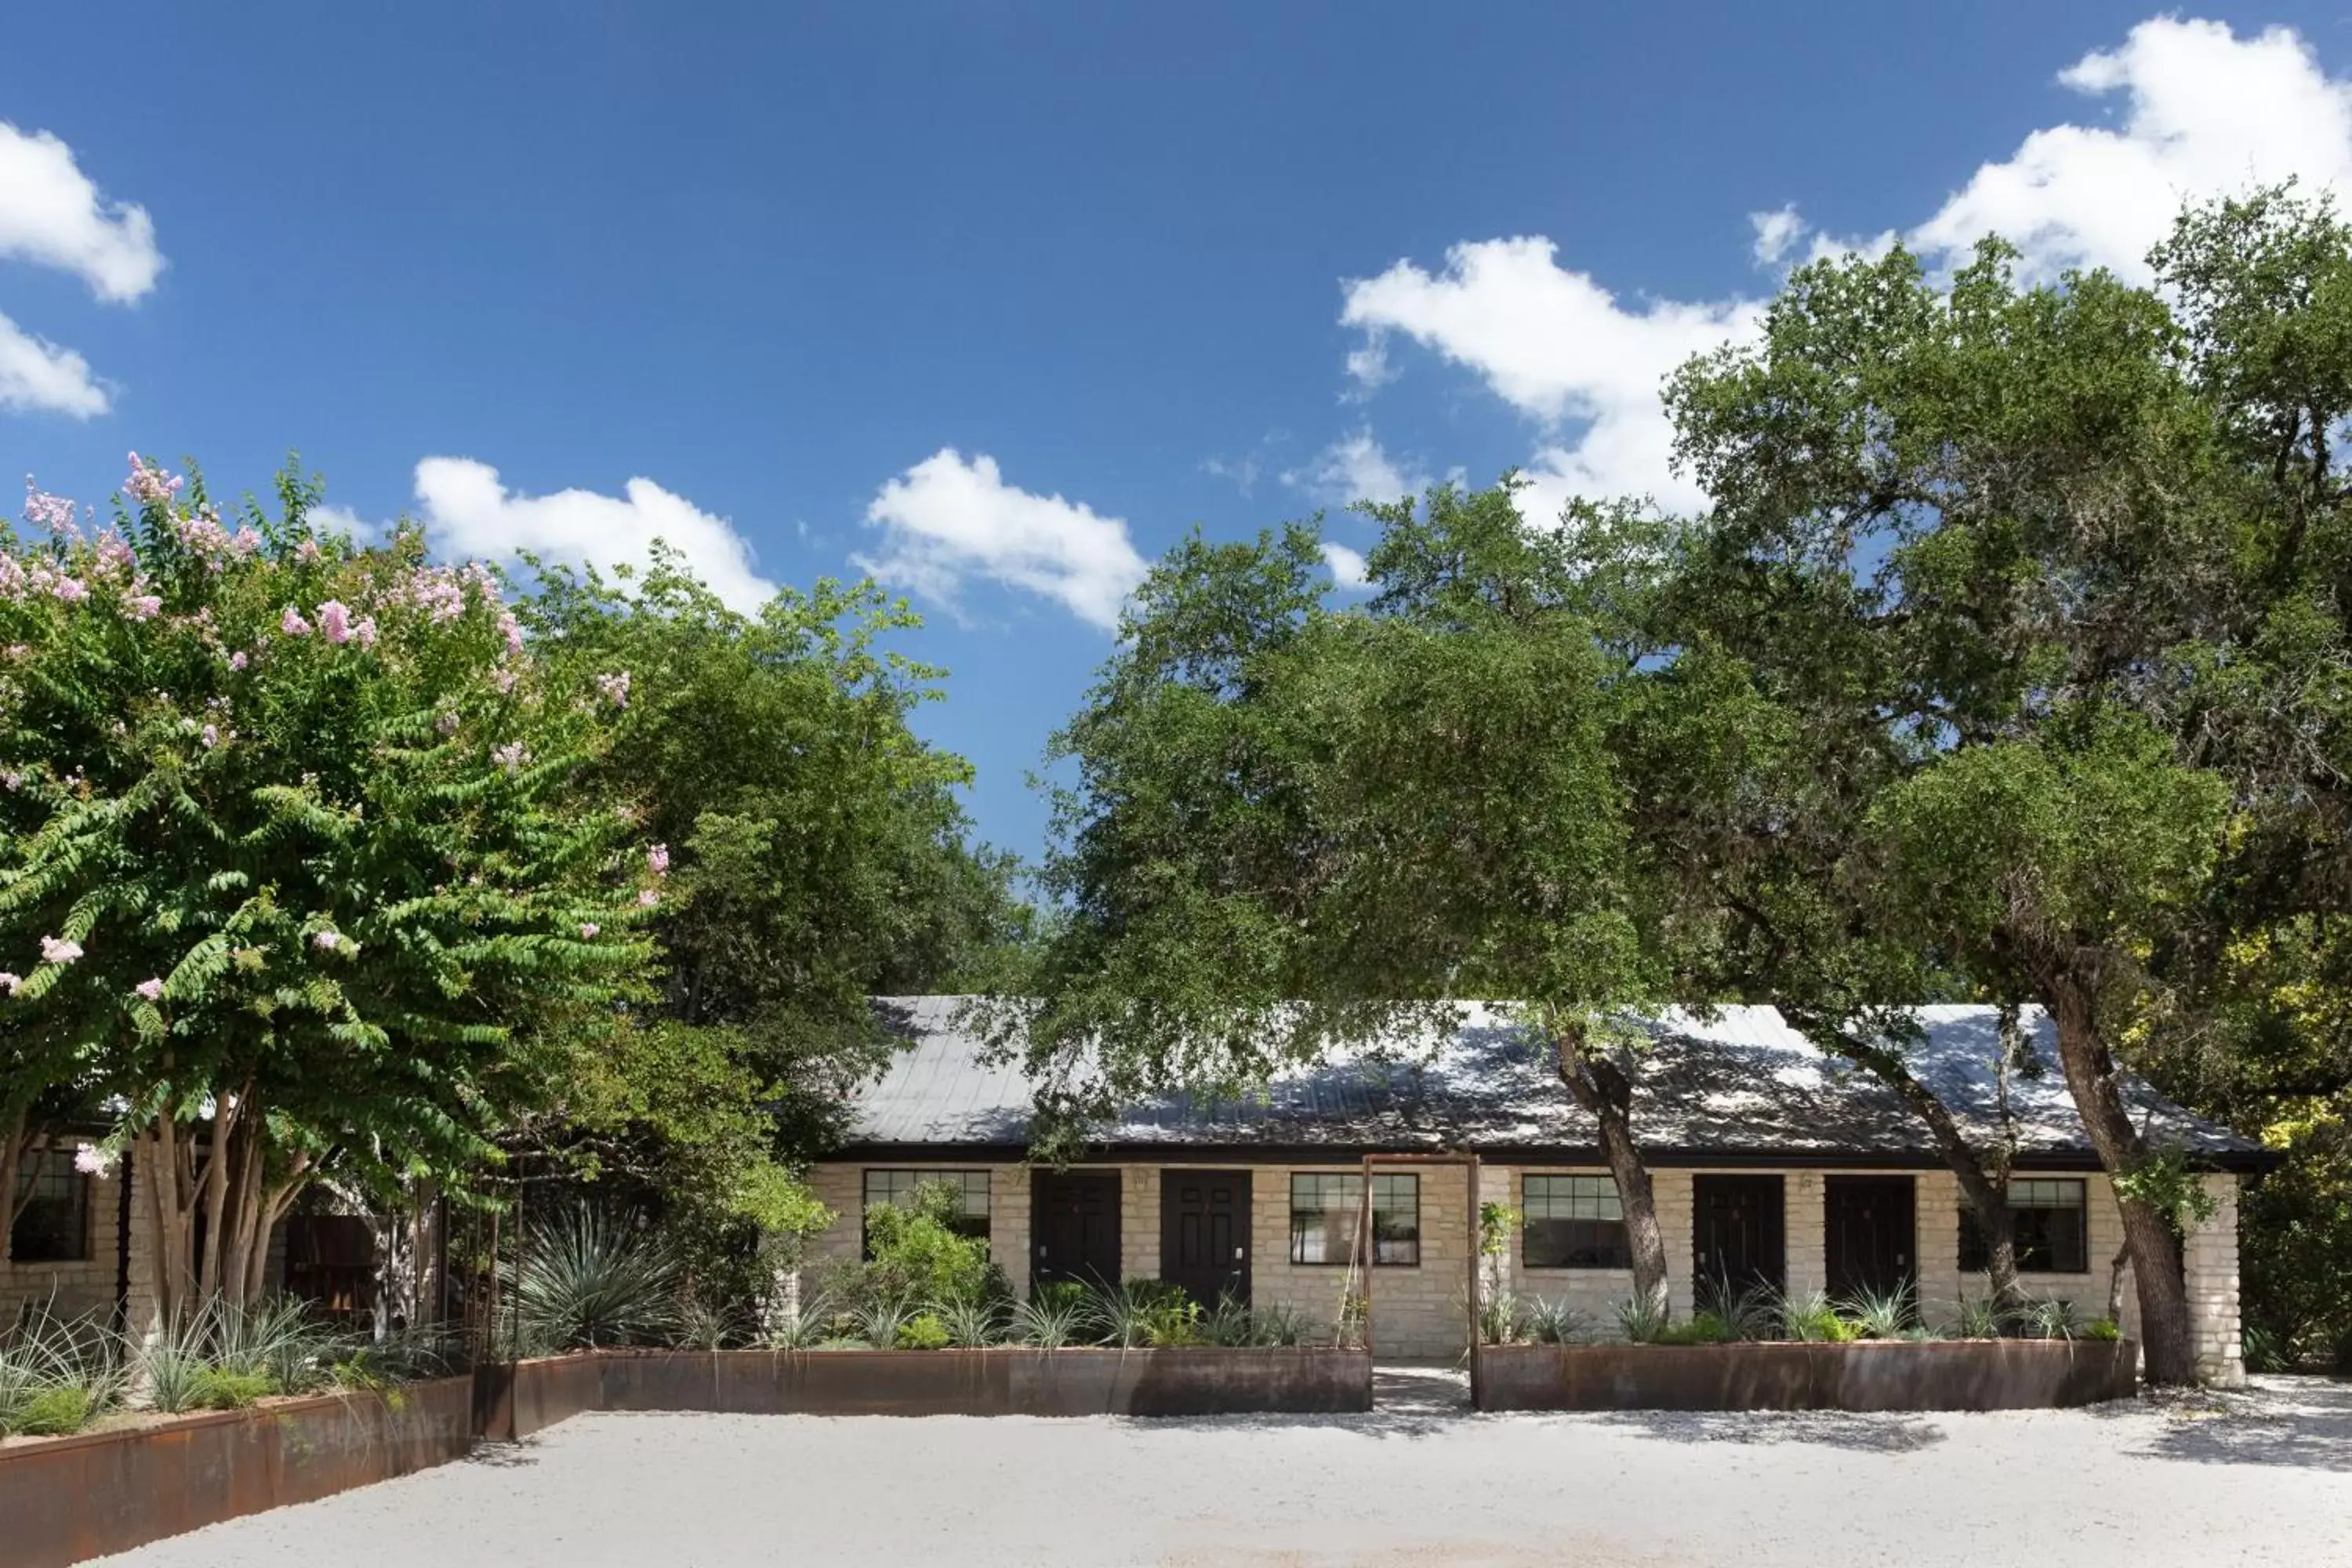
[[0, 1374, 476, 1568], [1473, 1338, 2139, 1412]]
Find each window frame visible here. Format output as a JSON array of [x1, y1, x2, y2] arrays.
[[859, 1169, 992, 1255], [1287, 1172, 1421, 1269], [1520, 1173, 1631, 1270], [1958, 1177, 2089, 1276], [9, 1145, 93, 1265]]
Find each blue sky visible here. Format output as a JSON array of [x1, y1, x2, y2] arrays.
[[3, 4, 2347, 865]]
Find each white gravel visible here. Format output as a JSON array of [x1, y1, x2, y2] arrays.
[[96, 1372, 2352, 1568]]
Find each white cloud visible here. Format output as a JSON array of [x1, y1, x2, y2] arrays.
[[1282, 429, 1428, 507], [859, 448, 1149, 630], [1910, 19, 2352, 282], [0, 123, 164, 303], [1321, 540, 1372, 590], [0, 310, 109, 417], [1203, 452, 1263, 498], [1750, 205, 1806, 266], [411, 457, 778, 614], [1338, 18, 2352, 519], [1341, 237, 1757, 514]]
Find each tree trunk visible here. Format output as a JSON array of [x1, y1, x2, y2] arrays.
[[0, 1109, 37, 1266], [1554, 1025, 1668, 1313], [140, 1091, 310, 1319], [2042, 975, 2198, 1384]]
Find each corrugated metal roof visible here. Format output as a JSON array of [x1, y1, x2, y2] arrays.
[[844, 997, 2262, 1163]]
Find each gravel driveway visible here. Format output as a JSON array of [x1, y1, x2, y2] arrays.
[[96, 1371, 2352, 1568]]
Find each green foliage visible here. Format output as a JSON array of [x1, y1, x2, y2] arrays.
[[1476, 1202, 1518, 1259], [853, 1179, 998, 1309], [2016, 1297, 2085, 1341], [2111, 1148, 2222, 1232], [1952, 1296, 2006, 1340], [0, 460, 657, 1308], [1834, 1283, 1917, 1341], [1011, 1289, 1093, 1349], [190, 1368, 275, 1410], [933, 1297, 1004, 1348], [515, 547, 1025, 1305], [1778, 1290, 1859, 1344], [1523, 1298, 1592, 1345], [895, 1312, 951, 1351], [0, 1310, 118, 1436]]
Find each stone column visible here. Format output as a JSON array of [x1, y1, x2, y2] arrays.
[[2183, 1172, 2245, 1387]]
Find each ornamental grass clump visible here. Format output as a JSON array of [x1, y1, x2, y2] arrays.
[[0, 1309, 121, 1436]]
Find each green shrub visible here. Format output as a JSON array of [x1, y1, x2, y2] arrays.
[[1835, 1283, 1915, 1341], [1013, 1291, 1094, 1348], [13, 1385, 96, 1436], [1524, 1298, 1592, 1345], [2017, 1297, 2084, 1341], [860, 1182, 996, 1308], [192, 1368, 276, 1410], [2082, 1316, 2123, 1342], [1780, 1290, 1857, 1343], [895, 1312, 952, 1351], [1951, 1295, 2005, 1339], [1615, 1293, 1671, 1344], [1654, 1312, 1738, 1346]]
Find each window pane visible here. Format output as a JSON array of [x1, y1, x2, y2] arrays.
[[1290, 1174, 1362, 1265], [862, 1169, 991, 1246], [1523, 1175, 1628, 1268], [1371, 1175, 1418, 1267], [9, 1148, 89, 1263], [1957, 1179, 2088, 1274]]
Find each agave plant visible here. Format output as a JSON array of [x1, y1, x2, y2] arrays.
[[1523, 1297, 1592, 1345], [1775, 1288, 1855, 1343], [509, 1207, 684, 1351], [1472, 1287, 1528, 1346]]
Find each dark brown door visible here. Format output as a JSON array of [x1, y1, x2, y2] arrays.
[[1692, 1174, 1784, 1298], [1032, 1170, 1121, 1290], [1160, 1170, 1250, 1306], [1824, 1175, 1916, 1304]]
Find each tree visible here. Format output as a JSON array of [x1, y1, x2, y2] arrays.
[[1654, 237, 2252, 1380], [1018, 488, 1723, 1312], [0, 456, 655, 1315], [515, 551, 1025, 1298]]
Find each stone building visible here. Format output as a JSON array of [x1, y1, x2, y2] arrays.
[[803, 998, 2262, 1381]]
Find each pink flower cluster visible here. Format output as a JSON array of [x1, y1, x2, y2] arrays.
[[135, 978, 163, 1000], [73, 1144, 116, 1177], [492, 741, 529, 772], [22, 477, 77, 534], [39, 935, 82, 964], [312, 930, 343, 951], [647, 843, 670, 876], [281, 606, 310, 636], [126, 594, 162, 620], [125, 453, 184, 505], [597, 671, 631, 708], [0, 973, 18, 996]]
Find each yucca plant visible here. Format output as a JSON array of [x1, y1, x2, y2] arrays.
[[212, 1296, 347, 1395], [1615, 1292, 1671, 1345], [932, 1297, 1003, 1348], [1835, 1281, 1916, 1341], [2018, 1296, 2084, 1341], [1777, 1289, 1857, 1343], [508, 1208, 684, 1351], [1952, 1294, 2005, 1340], [855, 1296, 920, 1350], [758, 1290, 836, 1352], [1472, 1287, 1527, 1346], [1013, 1291, 1094, 1349]]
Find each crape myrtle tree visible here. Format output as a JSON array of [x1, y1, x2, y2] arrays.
[[1654, 236, 2261, 1381], [1015, 488, 1745, 1312], [0, 456, 656, 1316], [518, 550, 1027, 1301]]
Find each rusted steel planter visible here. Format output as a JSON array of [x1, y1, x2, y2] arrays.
[[595, 1346, 1374, 1417], [1474, 1338, 2139, 1412], [472, 1352, 604, 1440], [0, 1375, 475, 1568]]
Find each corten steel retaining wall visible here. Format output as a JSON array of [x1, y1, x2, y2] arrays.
[[593, 1347, 1375, 1417], [1474, 1338, 2140, 1412], [0, 1375, 476, 1568]]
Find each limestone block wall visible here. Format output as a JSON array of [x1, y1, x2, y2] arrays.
[[2183, 1173, 2245, 1386], [1, 1142, 153, 1334]]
